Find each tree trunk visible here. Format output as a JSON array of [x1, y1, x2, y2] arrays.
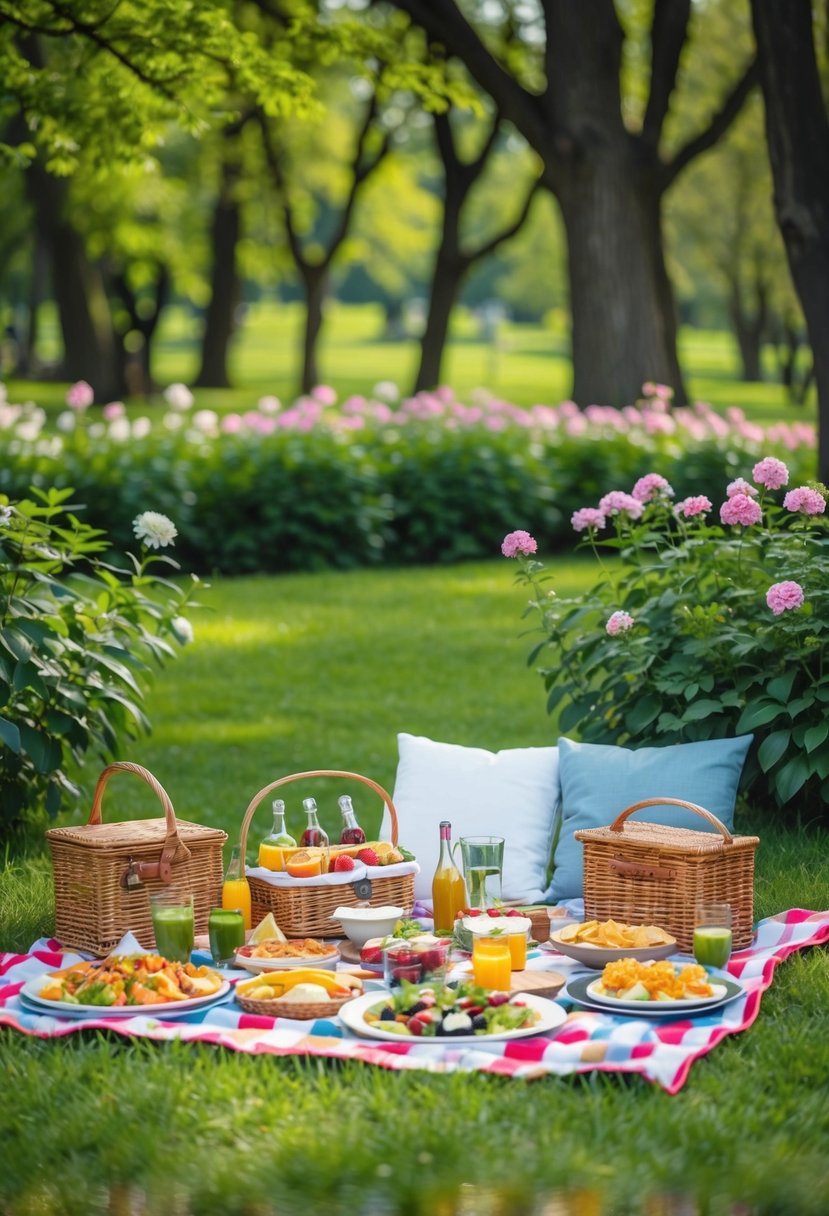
[[414, 254, 465, 392], [752, 0, 829, 480], [301, 265, 329, 394], [557, 166, 686, 406], [194, 158, 241, 389], [729, 278, 766, 382]]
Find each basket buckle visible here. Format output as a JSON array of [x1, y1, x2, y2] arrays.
[[122, 857, 143, 889], [352, 877, 373, 900]]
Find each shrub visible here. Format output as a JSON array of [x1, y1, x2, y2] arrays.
[[0, 488, 198, 837], [504, 459, 829, 815]]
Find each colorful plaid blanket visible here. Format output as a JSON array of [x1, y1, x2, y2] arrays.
[[2, 906, 826, 1093]]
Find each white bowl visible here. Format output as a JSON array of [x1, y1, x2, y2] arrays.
[[332, 905, 405, 948]]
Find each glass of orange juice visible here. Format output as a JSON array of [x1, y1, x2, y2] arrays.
[[505, 919, 531, 970], [471, 936, 512, 990]]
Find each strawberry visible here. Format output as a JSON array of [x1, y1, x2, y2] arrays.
[[357, 847, 380, 867], [487, 908, 502, 918], [332, 854, 356, 872], [464, 908, 483, 918]]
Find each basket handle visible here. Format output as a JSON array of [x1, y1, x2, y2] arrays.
[[87, 761, 190, 883], [238, 769, 399, 859], [608, 797, 733, 845]]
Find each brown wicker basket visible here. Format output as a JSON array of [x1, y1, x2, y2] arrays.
[[46, 762, 227, 957], [575, 798, 759, 952], [239, 769, 415, 938], [236, 990, 356, 1020]]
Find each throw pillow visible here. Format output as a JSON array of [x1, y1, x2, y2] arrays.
[[547, 734, 754, 901], [387, 733, 561, 903]]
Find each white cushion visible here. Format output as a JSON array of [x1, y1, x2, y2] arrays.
[[385, 733, 561, 903]]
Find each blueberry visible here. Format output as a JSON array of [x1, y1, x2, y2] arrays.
[[379, 1006, 396, 1022], [405, 1001, 427, 1016], [471, 1014, 487, 1032]]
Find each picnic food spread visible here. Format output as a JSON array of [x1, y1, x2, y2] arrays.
[[38, 955, 224, 1006], [364, 981, 542, 1037], [594, 959, 716, 1002]]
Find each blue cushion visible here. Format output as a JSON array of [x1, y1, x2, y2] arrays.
[[546, 735, 753, 901]]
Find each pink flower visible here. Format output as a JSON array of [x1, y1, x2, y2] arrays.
[[102, 401, 125, 420], [675, 495, 712, 519], [766, 581, 805, 615], [312, 384, 337, 406], [632, 473, 674, 503], [726, 477, 757, 499], [598, 491, 644, 520], [752, 456, 789, 490], [66, 381, 94, 410], [571, 508, 607, 533], [501, 530, 538, 558], [606, 611, 635, 636], [783, 486, 826, 516], [720, 494, 763, 527]]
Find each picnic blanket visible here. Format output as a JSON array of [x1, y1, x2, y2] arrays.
[[2, 906, 827, 1094]]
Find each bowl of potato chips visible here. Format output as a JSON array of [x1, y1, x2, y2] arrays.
[[547, 919, 676, 968]]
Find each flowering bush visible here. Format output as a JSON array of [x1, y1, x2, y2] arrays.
[[505, 458, 829, 813], [0, 489, 198, 837]]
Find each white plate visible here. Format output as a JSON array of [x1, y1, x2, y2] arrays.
[[548, 928, 677, 969], [20, 974, 231, 1019], [233, 947, 340, 973], [566, 973, 743, 1015], [338, 990, 567, 1043]]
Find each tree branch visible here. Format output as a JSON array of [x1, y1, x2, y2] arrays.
[[464, 178, 541, 265], [642, 0, 691, 148], [661, 57, 759, 190], [322, 95, 390, 268], [257, 114, 308, 273]]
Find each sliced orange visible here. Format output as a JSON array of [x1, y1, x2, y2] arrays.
[[285, 849, 323, 878]]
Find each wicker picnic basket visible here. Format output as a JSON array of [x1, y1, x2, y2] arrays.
[[239, 769, 415, 938], [45, 762, 227, 957], [236, 990, 355, 1020], [575, 798, 760, 952]]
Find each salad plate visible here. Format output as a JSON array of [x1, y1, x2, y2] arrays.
[[338, 989, 567, 1043], [567, 974, 743, 1016], [19, 973, 231, 1019]]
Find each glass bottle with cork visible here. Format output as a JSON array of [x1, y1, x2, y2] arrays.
[[221, 843, 252, 929], [338, 794, 366, 845], [432, 820, 467, 932], [258, 798, 297, 871]]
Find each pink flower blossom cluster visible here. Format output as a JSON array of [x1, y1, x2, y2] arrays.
[[675, 495, 712, 519], [720, 493, 763, 527], [571, 508, 606, 533], [66, 381, 94, 410], [753, 456, 789, 490], [783, 486, 826, 516], [726, 477, 757, 498], [501, 530, 538, 558], [766, 581, 805, 615], [632, 473, 674, 503], [606, 610, 635, 636], [598, 491, 644, 520]]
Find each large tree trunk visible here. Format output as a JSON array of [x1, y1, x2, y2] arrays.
[[752, 0, 829, 480], [301, 265, 329, 394], [194, 157, 241, 389], [415, 256, 464, 392]]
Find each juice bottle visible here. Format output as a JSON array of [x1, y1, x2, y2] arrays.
[[337, 794, 366, 845], [431, 821, 467, 932], [258, 799, 296, 871], [221, 843, 252, 929], [300, 797, 330, 849]]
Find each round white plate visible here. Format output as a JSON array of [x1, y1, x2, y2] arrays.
[[20, 974, 231, 1019], [338, 990, 567, 1043], [548, 928, 677, 969], [566, 974, 743, 1015], [233, 948, 340, 974]]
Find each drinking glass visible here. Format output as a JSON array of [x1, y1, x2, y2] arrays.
[[150, 891, 194, 963], [471, 935, 511, 990], [693, 902, 733, 969], [459, 836, 504, 909], [383, 938, 450, 989], [208, 907, 246, 966]]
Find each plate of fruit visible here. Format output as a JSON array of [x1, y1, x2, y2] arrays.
[[338, 979, 567, 1042]]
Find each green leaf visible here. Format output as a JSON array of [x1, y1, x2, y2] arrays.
[[736, 701, 783, 732], [774, 754, 811, 802], [681, 698, 723, 722], [757, 730, 790, 773], [0, 715, 21, 753], [766, 671, 797, 703], [804, 722, 829, 754], [787, 695, 815, 718], [0, 627, 33, 663], [625, 695, 662, 733]]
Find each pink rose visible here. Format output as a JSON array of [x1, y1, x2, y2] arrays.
[[501, 530, 538, 558], [66, 381, 94, 410], [720, 494, 762, 527], [752, 456, 789, 490], [631, 473, 674, 504], [783, 486, 826, 516], [766, 581, 805, 615], [726, 477, 757, 499], [675, 495, 712, 520], [571, 508, 607, 533], [606, 611, 634, 636]]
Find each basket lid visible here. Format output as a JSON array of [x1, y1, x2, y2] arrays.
[[46, 819, 227, 849], [575, 819, 758, 853]]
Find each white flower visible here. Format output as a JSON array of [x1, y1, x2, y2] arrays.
[[164, 383, 194, 411], [192, 409, 219, 433], [132, 417, 152, 439], [108, 418, 131, 442], [171, 615, 194, 645], [372, 380, 400, 404], [133, 511, 178, 549], [257, 395, 281, 414], [163, 412, 184, 431], [0, 505, 13, 525], [56, 411, 77, 433]]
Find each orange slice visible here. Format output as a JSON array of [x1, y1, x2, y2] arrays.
[[285, 849, 323, 878]]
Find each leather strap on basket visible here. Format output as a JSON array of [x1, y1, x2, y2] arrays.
[[238, 769, 400, 859], [87, 761, 190, 883], [608, 797, 733, 844]]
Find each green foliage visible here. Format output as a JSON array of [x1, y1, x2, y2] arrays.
[[510, 470, 829, 814], [0, 486, 197, 835]]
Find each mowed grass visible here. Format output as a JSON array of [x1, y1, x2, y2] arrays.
[[1, 561, 829, 1216], [6, 300, 814, 423]]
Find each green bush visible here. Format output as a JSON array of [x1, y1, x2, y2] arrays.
[[0, 488, 197, 836], [505, 460, 829, 814]]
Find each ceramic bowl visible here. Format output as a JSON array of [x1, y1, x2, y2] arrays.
[[332, 905, 405, 949], [547, 927, 677, 970]]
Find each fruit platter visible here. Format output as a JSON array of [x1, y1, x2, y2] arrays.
[[338, 979, 568, 1042]]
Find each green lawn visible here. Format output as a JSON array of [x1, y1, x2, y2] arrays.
[[1, 561, 828, 1216], [5, 300, 815, 424]]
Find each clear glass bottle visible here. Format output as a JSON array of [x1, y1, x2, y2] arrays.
[[221, 843, 252, 929], [300, 796, 330, 850], [258, 798, 297, 871], [338, 794, 366, 846], [431, 820, 467, 933]]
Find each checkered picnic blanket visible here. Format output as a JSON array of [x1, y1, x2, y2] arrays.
[[1, 906, 826, 1093]]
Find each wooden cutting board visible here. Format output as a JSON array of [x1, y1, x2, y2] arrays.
[[509, 969, 566, 999]]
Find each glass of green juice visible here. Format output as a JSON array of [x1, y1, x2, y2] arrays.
[[208, 907, 246, 966], [150, 891, 195, 963], [693, 902, 733, 969]]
